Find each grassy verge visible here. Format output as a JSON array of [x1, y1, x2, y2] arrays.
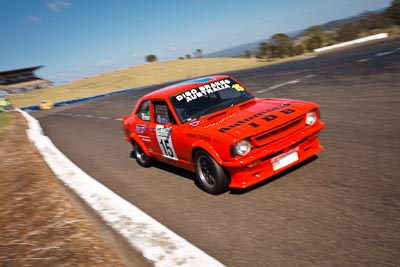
[[0, 112, 9, 140], [0, 112, 8, 127]]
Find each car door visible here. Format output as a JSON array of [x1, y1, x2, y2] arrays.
[[148, 100, 179, 161]]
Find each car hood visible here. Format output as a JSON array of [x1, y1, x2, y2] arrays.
[[193, 98, 316, 139]]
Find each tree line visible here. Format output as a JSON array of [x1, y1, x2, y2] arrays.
[[145, 0, 399, 63], [255, 0, 400, 60], [145, 49, 203, 63]]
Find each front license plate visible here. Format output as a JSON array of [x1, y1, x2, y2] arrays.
[[271, 150, 299, 171]]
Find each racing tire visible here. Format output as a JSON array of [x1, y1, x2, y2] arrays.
[[134, 141, 153, 168], [194, 150, 229, 195]]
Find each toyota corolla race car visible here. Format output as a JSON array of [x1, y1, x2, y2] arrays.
[[122, 75, 325, 194]]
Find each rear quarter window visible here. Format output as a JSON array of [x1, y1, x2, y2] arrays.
[[136, 100, 150, 121]]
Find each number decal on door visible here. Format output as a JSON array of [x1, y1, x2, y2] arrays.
[[160, 139, 174, 157], [155, 125, 178, 160]]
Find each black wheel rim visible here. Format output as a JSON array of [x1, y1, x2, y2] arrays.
[[198, 155, 216, 187]]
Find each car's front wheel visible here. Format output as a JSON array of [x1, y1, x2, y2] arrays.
[[134, 141, 153, 167], [194, 150, 229, 195]]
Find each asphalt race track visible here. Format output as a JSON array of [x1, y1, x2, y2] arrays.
[[33, 37, 400, 266]]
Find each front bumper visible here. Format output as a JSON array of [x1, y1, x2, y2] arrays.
[[223, 123, 324, 188]]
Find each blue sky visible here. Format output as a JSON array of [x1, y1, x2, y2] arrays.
[[0, 0, 392, 84]]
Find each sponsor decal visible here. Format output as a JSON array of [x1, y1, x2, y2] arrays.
[[175, 79, 231, 103], [232, 83, 245, 92], [156, 125, 178, 160], [199, 134, 211, 141], [218, 102, 297, 132], [189, 121, 201, 127], [187, 133, 197, 138], [138, 135, 151, 142], [136, 124, 147, 133], [204, 113, 237, 129], [141, 114, 150, 121], [186, 132, 221, 143], [156, 125, 171, 138]]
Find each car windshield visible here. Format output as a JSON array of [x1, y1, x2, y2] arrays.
[[170, 78, 254, 123]]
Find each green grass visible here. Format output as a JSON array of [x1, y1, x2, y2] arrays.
[[0, 112, 9, 127], [0, 112, 9, 140]]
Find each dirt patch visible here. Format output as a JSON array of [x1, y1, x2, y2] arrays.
[[0, 112, 148, 266]]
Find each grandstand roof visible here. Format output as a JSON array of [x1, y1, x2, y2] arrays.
[[0, 66, 44, 76], [0, 66, 51, 92]]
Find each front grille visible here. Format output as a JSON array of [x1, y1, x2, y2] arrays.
[[251, 116, 304, 147]]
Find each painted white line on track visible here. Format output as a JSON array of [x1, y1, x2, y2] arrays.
[[304, 74, 316, 79], [256, 83, 285, 93], [255, 74, 318, 93], [358, 48, 398, 63], [55, 112, 124, 121], [375, 51, 394, 57], [267, 83, 285, 90], [18, 109, 225, 267], [357, 58, 371, 63], [286, 80, 300, 84], [256, 79, 302, 93]]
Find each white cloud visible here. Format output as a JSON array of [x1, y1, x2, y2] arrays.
[[47, 0, 72, 12], [167, 46, 178, 52], [95, 58, 115, 67], [30, 16, 41, 22]]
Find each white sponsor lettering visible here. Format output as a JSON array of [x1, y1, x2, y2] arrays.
[[176, 79, 231, 102]]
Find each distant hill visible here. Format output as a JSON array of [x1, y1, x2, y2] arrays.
[[205, 41, 262, 58], [205, 8, 384, 58], [205, 30, 302, 58]]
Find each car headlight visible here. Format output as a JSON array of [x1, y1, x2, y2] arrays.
[[305, 110, 317, 126], [232, 139, 251, 156]]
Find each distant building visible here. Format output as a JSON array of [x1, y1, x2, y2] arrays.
[[0, 66, 52, 96]]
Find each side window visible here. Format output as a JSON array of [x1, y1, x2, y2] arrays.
[[153, 101, 176, 124], [136, 100, 150, 121]]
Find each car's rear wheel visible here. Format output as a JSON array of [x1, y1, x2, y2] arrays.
[[134, 141, 153, 167], [194, 150, 229, 195]]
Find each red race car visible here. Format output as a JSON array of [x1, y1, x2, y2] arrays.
[[122, 75, 325, 194]]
